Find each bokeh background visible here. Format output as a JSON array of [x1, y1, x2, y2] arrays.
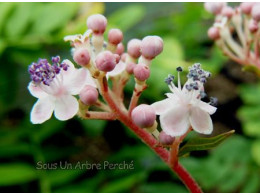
[[0, 2, 260, 193]]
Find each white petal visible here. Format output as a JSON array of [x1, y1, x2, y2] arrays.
[[160, 105, 190, 137], [197, 101, 217, 115], [190, 107, 213, 135], [106, 61, 126, 78], [61, 59, 76, 78], [151, 98, 173, 115], [85, 69, 97, 88], [30, 97, 54, 124], [65, 68, 88, 95], [28, 82, 48, 98], [64, 34, 80, 42], [54, 95, 79, 121]]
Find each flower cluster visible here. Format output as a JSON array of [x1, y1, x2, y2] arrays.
[[205, 2, 260, 68]]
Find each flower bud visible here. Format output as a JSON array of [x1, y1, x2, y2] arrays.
[[141, 36, 163, 59], [249, 19, 258, 33], [204, 2, 226, 15], [134, 63, 150, 81], [240, 2, 255, 15], [73, 47, 90, 66], [207, 26, 220, 40], [95, 51, 117, 72], [121, 53, 127, 62], [114, 54, 120, 64], [131, 104, 156, 128], [159, 131, 175, 145], [108, 29, 123, 45], [80, 85, 98, 105], [127, 39, 142, 58], [116, 43, 124, 55], [221, 6, 234, 18], [126, 62, 136, 74], [252, 4, 260, 22], [87, 14, 107, 35]]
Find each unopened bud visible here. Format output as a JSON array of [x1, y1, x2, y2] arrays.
[[159, 131, 175, 145], [240, 2, 255, 15], [204, 2, 226, 15], [252, 4, 260, 22], [87, 14, 107, 35], [121, 53, 127, 62], [127, 39, 142, 58], [131, 104, 156, 128], [108, 29, 123, 45], [208, 26, 220, 40], [114, 54, 120, 64], [249, 19, 258, 33], [80, 85, 99, 105], [134, 63, 150, 81], [141, 36, 163, 59], [73, 47, 90, 66], [95, 51, 117, 72], [221, 6, 234, 18], [116, 43, 124, 55], [126, 62, 136, 74]]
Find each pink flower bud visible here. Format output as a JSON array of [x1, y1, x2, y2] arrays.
[[249, 19, 259, 33], [221, 6, 234, 18], [131, 104, 156, 128], [121, 53, 127, 62], [73, 47, 90, 66], [204, 2, 226, 15], [87, 14, 107, 35], [252, 4, 260, 22], [126, 62, 136, 74], [207, 26, 220, 40], [159, 131, 175, 145], [240, 2, 255, 15], [127, 39, 142, 58], [114, 54, 120, 64], [95, 51, 117, 72], [108, 29, 123, 45], [116, 43, 124, 55], [134, 63, 150, 81], [80, 85, 98, 105], [141, 36, 163, 59]]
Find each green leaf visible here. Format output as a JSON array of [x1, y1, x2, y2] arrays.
[[178, 130, 235, 157], [239, 83, 260, 105], [0, 164, 37, 186], [0, 2, 16, 35], [251, 140, 260, 166], [138, 182, 188, 193], [241, 171, 260, 193]]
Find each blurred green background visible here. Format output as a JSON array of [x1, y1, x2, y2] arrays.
[[0, 2, 260, 193]]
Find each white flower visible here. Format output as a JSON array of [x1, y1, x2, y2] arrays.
[[64, 29, 92, 46], [151, 64, 217, 137], [28, 58, 90, 124]]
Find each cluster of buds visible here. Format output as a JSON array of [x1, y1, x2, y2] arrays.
[[205, 2, 260, 68]]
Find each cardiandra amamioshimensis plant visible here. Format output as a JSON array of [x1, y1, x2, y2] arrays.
[[28, 14, 234, 193]]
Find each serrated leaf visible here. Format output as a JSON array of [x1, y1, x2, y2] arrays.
[[178, 130, 235, 157]]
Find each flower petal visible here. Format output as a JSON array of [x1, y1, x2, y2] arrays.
[[160, 105, 190, 137], [61, 59, 76, 78], [30, 97, 54, 124], [54, 95, 79, 121], [151, 98, 174, 115], [190, 107, 213, 135], [85, 69, 97, 88], [28, 82, 48, 98], [197, 101, 217, 115], [65, 68, 88, 95], [106, 61, 126, 78]]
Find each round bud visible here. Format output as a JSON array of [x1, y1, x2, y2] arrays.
[[207, 26, 220, 40], [134, 63, 150, 81], [121, 53, 127, 62], [204, 2, 226, 15], [141, 36, 163, 59], [240, 2, 255, 15], [73, 47, 90, 66], [131, 104, 156, 128], [126, 62, 136, 74], [116, 43, 124, 55], [127, 39, 142, 58], [252, 4, 260, 22], [114, 54, 120, 64], [159, 131, 175, 145], [95, 51, 117, 72], [108, 29, 123, 45], [80, 85, 98, 105], [87, 14, 107, 35], [249, 19, 258, 33], [221, 6, 234, 18]]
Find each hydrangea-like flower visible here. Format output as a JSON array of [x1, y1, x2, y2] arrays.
[[28, 57, 88, 124], [151, 64, 217, 137]]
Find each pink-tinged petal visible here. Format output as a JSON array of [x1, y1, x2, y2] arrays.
[[197, 101, 217, 115], [86, 69, 97, 88], [30, 97, 54, 124], [28, 82, 48, 98], [190, 107, 213, 135], [151, 98, 173, 115], [106, 61, 126, 78], [61, 59, 76, 78], [65, 68, 88, 95], [54, 95, 79, 121], [160, 105, 190, 137]]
